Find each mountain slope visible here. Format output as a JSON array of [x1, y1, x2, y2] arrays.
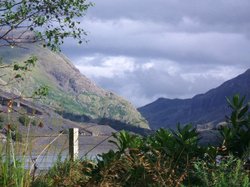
[[0, 44, 149, 129], [138, 69, 250, 129]]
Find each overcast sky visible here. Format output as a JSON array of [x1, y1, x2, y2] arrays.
[[62, 0, 250, 107]]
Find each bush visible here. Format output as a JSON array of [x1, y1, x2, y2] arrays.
[[147, 124, 207, 166], [88, 149, 188, 187], [87, 126, 205, 186], [193, 155, 249, 187], [33, 158, 95, 187], [219, 95, 250, 157]]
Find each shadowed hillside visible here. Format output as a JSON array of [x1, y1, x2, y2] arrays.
[[139, 69, 250, 129]]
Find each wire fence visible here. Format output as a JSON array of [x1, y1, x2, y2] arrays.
[[0, 87, 121, 171], [0, 127, 119, 171]]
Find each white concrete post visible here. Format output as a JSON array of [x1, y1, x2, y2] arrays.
[[69, 128, 79, 161]]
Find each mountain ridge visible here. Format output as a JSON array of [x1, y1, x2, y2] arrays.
[[138, 69, 250, 129], [0, 43, 149, 129]]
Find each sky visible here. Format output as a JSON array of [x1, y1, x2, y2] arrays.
[[62, 0, 250, 107]]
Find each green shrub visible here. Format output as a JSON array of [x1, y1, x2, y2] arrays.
[[90, 126, 204, 186], [33, 158, 95, 187], [219, 95, 250, 157], [108, 130, 143, 154], [146, 124, 206, 165], [89, 149, 187, 187], [193, 155, 250, 187]]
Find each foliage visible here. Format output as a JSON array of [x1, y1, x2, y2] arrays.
[[194, 155, 250, 187], [108, 130, 143, 154], [0, 56, 37, 85], [0, 156, 30, 187], [88, 149, 187, 187], [219, 94, 250, 157], [13, 56, 36, 71], [87, 127, 203, 186], [33, 158, 95, 187], [0, 121, 249, 186], [147, 124, 206, 166], [1, 94, 250, 186], [0, 0, 92, 50], [31, 127, 201, 186], [0, 134, 30, 187], [32, 85, 49, 98]]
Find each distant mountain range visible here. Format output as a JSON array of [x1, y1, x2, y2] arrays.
[[0, 43, 149, 131], [138, 69, 250, 130]]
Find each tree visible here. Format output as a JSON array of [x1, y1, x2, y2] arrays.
[[0, 0, 92, 50], [0, 0, 92, 86]]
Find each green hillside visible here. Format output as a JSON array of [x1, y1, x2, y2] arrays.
[[0, 43, 149, 129]]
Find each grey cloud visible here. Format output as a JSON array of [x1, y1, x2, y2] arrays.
[[62, 0, 250, 64], [61, 0, 250, 106], [63, 22, 250, 66], [88, 0, 250, 28], [93, 67, 229, 107], [75, 56, 246, 106]]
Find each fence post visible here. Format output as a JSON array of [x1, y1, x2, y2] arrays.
[[69, 128, 79, 161]]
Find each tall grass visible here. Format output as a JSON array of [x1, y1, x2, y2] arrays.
[[0, 117, 66, 187], [0, 132, 30, 187]]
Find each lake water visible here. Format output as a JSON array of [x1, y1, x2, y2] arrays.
[[21, 149, 111, 171], [12, 135, 117, 171]]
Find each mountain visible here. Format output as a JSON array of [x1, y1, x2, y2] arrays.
[[0, 43, 149, 130], [138, 69, 250, 130]]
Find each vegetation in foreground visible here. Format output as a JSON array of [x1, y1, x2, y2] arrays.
[[0, 95, 249, 187]]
